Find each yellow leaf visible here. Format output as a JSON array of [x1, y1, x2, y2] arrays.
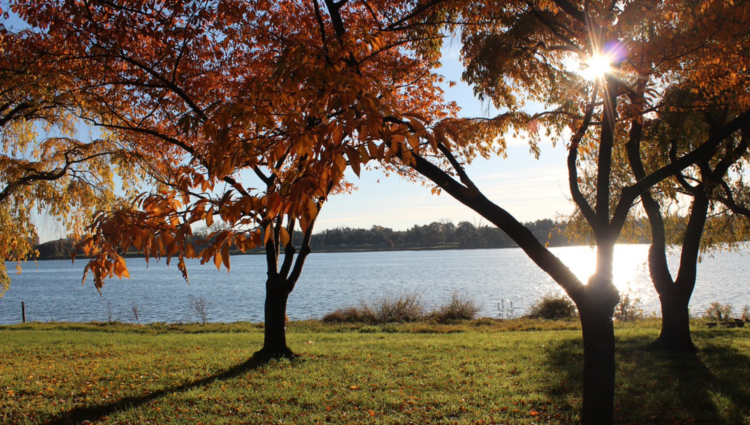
[[206, 209, 214, 227]]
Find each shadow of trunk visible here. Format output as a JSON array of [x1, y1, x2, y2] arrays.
[[42, 352, 303, 425], [542, 332, 749, 424]]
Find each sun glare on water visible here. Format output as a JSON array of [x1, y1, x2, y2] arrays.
[[550, 245, 652, 300]]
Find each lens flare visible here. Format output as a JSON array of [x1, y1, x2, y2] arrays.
[[582, 54, 611, 80]]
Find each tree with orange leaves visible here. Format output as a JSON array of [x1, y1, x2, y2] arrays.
[[13, 0, 453, 358]]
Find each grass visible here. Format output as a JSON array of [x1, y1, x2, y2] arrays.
[[1, 319, 749, 424]]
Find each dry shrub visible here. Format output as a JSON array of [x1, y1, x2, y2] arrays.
[[614, 292, 643, 322], [322, 306, 377, 324], [323, 293, 424, 324], [324, 292, 482, 325], [527, 293, 577, 320], [371, 292, 425, 323], [703, 302, 734, 321], [430, 292, 480, 324]]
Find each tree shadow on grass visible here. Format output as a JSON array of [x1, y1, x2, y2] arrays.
[[43, 351, 305, 425], [541, 336, 583, 422], [543, 333, 750, 424], [690, 330, 750, 424]]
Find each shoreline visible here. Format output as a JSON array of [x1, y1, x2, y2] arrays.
[[35, 241, 596, 262]]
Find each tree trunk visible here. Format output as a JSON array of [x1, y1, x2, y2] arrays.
[[652, 289, 696, 351], [257, 277, 294, 359], [649, 192, 708, 352], [577, 276, 619, 425]]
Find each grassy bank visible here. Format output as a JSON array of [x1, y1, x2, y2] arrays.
[[1, 320, 749, 424]]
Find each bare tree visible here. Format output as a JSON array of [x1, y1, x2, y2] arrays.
[[189, 295, 210, 325]]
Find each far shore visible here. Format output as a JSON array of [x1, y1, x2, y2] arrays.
[[35, 241, 595, 261]]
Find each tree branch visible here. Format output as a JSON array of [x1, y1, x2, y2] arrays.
[[568, 84, 598, 227]]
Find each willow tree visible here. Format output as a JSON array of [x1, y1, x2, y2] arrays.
[[630, 86, 750, 351], [0, 19, 131, 295]]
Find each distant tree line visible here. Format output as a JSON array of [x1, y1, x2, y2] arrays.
[[300, 219, 573, 249], [32, 218, 600, 260]]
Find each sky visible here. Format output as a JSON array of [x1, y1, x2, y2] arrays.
[[13, 16, 576, 242], [310, 39, 574, 232]]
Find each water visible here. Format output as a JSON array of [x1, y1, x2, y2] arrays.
[[1, 244, 748, 324]]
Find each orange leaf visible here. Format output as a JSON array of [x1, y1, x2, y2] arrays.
[[214, 251, 222, 271], [221, 242, 230, 271], [113, 255, 130, 280], [178, 256, 189, 284], [186, 242, 197, 258], [332, 123, 344, 145]]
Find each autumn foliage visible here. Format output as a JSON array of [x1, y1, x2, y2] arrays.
[[12, 0, 465, 290], [0, 14, 138, 294], [6, 0, 750, 423]]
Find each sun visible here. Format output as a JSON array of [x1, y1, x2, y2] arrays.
[[582, 54, 611, 81]]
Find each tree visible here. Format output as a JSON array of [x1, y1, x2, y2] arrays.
[[455, 221, 482, 247], [14, 0, 451, 359], [379, 0, 750, 422], [392, 0, 749, 416], [16, 0, 333, 358], [537, 0, 750, 355], [632, 87, 750, 351], [0, 18, 130, 295]]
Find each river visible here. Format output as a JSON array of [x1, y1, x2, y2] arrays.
[[1, 244, 748, 324]]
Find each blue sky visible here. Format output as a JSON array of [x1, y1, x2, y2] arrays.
[[311, 40, 574, 232]]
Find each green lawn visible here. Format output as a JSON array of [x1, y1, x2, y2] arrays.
[[1, 320, 748, 424]]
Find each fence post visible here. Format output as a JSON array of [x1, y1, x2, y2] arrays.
[[22, 302, 26, 323]]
